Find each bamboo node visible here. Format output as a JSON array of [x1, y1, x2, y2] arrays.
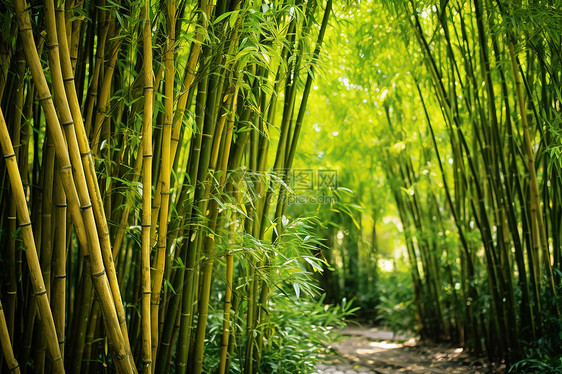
[[34, 290, 47, 296], [55, 204, 68, 208], [38, 95, 52, 103], [143, 86, 154, 90], [80, 204, 93, 211], [81, 150, 91, 157], [61, 120, 74, 128], [3, 153, 16, 159], [143, 154, 153, 158], [141, 224, 152, 227], [54, 274, 67, 279], [163, 122, 172, 127], [60, 165, 72, 171], [114, 353, 128, 361], [92, 269, 106, 278], [46, 43, 60, 50], [141, 291, 152, 295], [19, 222, 32, 228], [8, 363, 19, 371]]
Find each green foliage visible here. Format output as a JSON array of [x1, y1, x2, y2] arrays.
[[510, 316, 562, 373], [375, 264, 416, 335], [194, 215, 357, 373], [258, 295, 358, 374], [200, 294, 357, 373]]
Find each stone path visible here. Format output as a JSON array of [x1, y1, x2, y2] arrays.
[[316, 327, 506, 374]]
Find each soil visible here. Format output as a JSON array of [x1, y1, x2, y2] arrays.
[[316, 327, 507, 374]]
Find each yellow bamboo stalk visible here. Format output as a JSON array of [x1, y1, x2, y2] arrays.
[[54, 4, 135, 362], [0, 107, 63, 373], [218, 252, 234, 374], [151, 0, 176, 366], [52, 168, 67, 358], [218, 92, 239, 373], [91, 38, 121, 154], [0, 298, 20, 374], [149, 0, 212, 247], [67, 0, 84, 73], [141, 0, 153, 372]]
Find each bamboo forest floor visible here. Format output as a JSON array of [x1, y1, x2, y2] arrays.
[[316, 327, 507, 374]]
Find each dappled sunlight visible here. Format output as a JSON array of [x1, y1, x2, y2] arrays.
[[0, 0, 560, 372], [356, 341, 402, 354], [318, 328, 500, 373]]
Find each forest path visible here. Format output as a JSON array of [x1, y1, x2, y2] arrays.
[[316, 327, 505, 374]]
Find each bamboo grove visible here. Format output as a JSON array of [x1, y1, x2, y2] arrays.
[[280, 0, 562, 370], [380, 0, 562, 366], [0, 0, 333, 372]]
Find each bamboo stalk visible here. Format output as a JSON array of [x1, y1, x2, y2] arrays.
[[218, 252, 234, 374], [5, 52, 26, 345], [141, 0, 154, 372], [0, 298, 20, 374], [192, 82, 239, 374], [54, 2, 135, 363], [175, 74, 208, 374], [52, 168, 67, 358], [150, 0, 176, 369]]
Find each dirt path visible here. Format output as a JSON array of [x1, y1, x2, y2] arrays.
[[316, 327, 505, 374]]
